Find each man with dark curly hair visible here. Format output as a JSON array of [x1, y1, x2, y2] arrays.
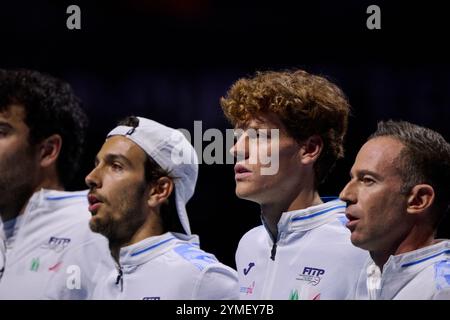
[[221, 69, 368, 299], [0, 69, 113, 299]]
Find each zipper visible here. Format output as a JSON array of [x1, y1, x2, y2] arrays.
[[262, 217, 279, 261], [115, 266, 123, 292], [260, 231, 282, 299], [270, 243, 277, 261], [0, 240, 5, 281], [0, 238, 6, 280], [259, 215, 282, 298], [269, 229, 280, 261]]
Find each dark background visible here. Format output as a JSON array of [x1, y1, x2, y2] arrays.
[[1, 0, 449, 268]]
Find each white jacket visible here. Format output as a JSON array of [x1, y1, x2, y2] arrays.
[[0, 189, 114, 299], [235, 199, 368, 300], [93, 232, 239, 300], [356, 240, 450, 300]]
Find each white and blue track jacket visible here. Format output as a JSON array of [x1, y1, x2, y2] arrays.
[[235, 199, 369, 300], [0, 189, 114, 299], [93, 231, 239, 300], [356, 240, 450, 300]]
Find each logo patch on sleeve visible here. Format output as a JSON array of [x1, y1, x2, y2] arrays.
[[173, 244, 218, 271], [435, 260, 450, 290]]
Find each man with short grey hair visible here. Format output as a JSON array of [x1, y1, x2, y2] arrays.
[[340, 120, 450, 299]]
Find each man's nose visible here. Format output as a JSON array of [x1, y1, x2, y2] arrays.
[[230, 134, 249, 162], [85, 166, 101, 189]]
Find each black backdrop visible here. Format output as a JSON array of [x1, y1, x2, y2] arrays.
[[1, 0, 449, 268]]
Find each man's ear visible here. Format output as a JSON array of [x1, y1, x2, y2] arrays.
[[406, 184, 435, 215], [148, 177, 174, 208], [299, 135, 323, 166], [39, 134, 62, 168]]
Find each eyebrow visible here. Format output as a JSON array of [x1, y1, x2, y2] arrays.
[[95, 153, 133, 167], [350, 169, 384, 181], [234, 119, 266, 130], [244, 123, 278, 131], [248, 125, 271, 130]]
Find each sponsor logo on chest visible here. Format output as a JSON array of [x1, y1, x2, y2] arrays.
[[240, 281, 256, 295], [41, 236, 71, 252], [243, 262, 255, 275], [296, 266, 325, 286]]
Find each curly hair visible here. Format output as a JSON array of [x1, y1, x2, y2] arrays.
[[220, 69, 351, 185], [0, 69, 88, 187]]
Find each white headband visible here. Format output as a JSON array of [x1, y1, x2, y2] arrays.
[[107, 117, 198, 235]]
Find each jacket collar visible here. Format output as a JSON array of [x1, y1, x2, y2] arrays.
[[119, 232, 200, 269], [267, 199, 347, 235], [27, 189, 88, 213], [380, 240, 450, 274], [1, 189, 88, 233]]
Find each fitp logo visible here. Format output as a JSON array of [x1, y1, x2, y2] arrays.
[[296, 266, 325, 286]]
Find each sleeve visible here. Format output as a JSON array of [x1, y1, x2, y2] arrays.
[[432, 288, 450, 300], [192, 264, 240, 300]]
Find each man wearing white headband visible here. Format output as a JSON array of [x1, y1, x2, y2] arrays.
[[86, 116, 239, 299]]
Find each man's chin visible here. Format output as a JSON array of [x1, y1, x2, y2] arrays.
[[235, 188, 262, 203], [350, 234, 371, 251], [89, 216, 104, 235]]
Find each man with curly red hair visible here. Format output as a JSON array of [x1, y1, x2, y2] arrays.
[[221, 69, 367, 300]]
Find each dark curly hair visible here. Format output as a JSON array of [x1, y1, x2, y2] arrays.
[[221, 69, 351, 185], [0, 69, 88, 187]]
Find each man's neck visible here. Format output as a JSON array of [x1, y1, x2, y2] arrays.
[[109, 213, 164, 264], [0, 193, 31, 222], [38, 176, 64, 192], [0, 179, 63, 222], [370, 225, 436, 271], [261, 189, 323, 239]]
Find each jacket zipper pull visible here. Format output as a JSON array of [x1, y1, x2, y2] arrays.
[[115, 267, 123, 291], [270, 243, 277, 261], [0, 240, 6, 280]]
